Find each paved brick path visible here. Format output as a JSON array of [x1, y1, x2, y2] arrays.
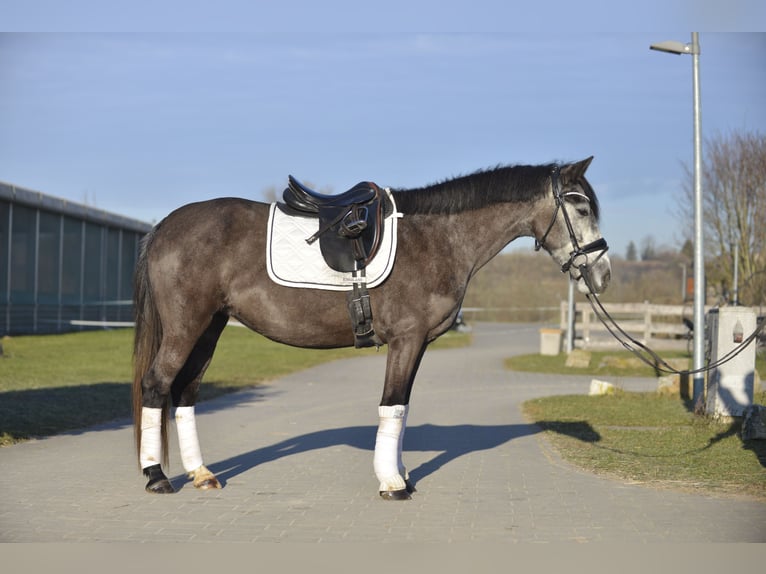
[[1, 323, 764, 542]]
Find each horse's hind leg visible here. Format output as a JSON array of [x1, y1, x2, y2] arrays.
[[171, 312, 229, 490], [140, 347, 186, 493], [140, 313, 227, 493], [174, 408, 220, 490]]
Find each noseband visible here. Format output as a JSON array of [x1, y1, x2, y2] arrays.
[[534, 166, 608, 280]]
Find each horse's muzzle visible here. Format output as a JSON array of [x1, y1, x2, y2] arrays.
[[562, 237, 610, 294], [576, 256, 611, 294]]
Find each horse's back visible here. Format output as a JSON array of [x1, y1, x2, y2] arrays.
[[152, 197, 268, 247]]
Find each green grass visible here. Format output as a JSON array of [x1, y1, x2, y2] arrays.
[[523, 391, 766, 500], [505, 350, 693, 378], [507, 348, 766, 380], [511, 347, 766, 500], [0, 327, 470, 446]]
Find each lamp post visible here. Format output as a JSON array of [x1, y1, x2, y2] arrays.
[[650, 33, 705, 407], [566, 277, 575, 353]]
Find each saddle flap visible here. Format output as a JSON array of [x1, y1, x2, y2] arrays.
[[317, 196, 384, 272]]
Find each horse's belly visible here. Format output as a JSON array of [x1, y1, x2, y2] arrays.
[[229, 294, 359, 349]]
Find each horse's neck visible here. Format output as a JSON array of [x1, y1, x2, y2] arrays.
[[430, 202, 537, 275]]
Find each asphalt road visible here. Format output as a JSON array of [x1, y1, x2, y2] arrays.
[[1, 323, 764, 542]]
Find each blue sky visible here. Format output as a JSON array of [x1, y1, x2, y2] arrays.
[[1, 27, 764, 256]]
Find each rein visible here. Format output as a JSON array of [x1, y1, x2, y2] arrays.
[[584, 290, 766, 375]]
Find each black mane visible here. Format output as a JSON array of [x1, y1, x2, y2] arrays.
[[391, 163, 557, 215]]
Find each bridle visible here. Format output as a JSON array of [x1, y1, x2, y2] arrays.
[[534, 165, 608, 285], [535, 168, 766, 377]]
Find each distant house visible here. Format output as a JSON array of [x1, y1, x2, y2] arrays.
[[0, 181, 152, 335]]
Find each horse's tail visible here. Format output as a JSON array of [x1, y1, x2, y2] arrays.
[[132, 229, 169, 469]]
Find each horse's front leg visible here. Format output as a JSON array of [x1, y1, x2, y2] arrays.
[[375, 335, 426, 500], [375, 404, 413, 500]]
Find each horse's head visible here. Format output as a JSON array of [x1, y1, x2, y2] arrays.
[[534, 157, 611, 294]]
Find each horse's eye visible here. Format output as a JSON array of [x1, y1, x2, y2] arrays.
[[568, 200, 590, 217]]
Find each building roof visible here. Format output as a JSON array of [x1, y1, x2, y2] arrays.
[[0, 180, 152, 234]]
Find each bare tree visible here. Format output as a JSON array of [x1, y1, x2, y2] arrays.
[[261, 181, 333, 204], [677, 130, 766, 306], [625, 241, 638, 261], [261, 185, 280, 203]]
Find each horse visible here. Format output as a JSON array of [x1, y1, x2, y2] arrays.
[[132, 157, 611, 499]]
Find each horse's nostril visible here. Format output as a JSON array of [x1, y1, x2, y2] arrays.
[[602, 268, 611, 289]]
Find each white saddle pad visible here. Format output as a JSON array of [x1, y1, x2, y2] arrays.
[[266, 190, 400, 291]]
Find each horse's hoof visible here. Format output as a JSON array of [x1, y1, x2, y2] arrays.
[[143, 464, 176, 494], [146, 478, 175, 494], [190, 465, 222, 490], [379, 489, 412, 501], [194, 477, 221, 490]]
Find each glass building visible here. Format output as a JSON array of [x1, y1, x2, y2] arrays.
[[0, 181, 152, 335]]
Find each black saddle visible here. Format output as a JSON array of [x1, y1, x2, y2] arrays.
[[282, 176, 378, 214], [282, 175, 386, 273]]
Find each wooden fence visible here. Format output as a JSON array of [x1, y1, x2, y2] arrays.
[[559, 301, 705, 350], [462, 302, 762, 351]]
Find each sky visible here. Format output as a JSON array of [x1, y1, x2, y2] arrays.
[[1, 9, 765, 258]]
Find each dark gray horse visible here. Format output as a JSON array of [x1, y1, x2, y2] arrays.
[[132, 157, 611, 499]]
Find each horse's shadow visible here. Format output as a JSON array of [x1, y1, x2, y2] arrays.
[[174, 420, 599, 490]]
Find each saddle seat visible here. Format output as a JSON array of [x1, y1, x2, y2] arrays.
[[283, 175, 378, 214]]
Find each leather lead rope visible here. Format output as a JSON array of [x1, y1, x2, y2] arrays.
[[583, 283, 765, 376]]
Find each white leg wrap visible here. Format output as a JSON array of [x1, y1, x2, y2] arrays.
[[373, 404, 409, 492], [139, 407, 163, 469], [175, 406, 204, 473]]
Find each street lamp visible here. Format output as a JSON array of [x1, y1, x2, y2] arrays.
[[650, 33, 705, 407]]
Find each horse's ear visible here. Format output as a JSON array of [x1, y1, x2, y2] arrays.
[[561, 156, 594, 182]]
